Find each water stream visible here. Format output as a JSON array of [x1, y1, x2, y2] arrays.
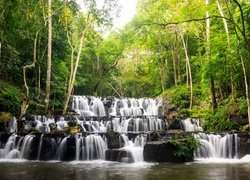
[[0, 96, 249, 171]]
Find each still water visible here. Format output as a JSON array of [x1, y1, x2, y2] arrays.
[[0, 159, 250, 180]]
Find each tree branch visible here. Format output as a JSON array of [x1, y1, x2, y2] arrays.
[[134, 15, 245, 39]]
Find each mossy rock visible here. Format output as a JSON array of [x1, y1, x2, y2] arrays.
[[0, 112, 12, 122], [68, 126, 82, 133]]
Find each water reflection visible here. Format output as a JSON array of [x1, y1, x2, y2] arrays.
[[0, 161, 250, 180]]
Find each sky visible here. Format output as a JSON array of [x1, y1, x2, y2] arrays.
[[76, 0, 137, 29]]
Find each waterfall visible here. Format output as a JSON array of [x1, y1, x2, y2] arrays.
[[182, 118, 203, 131], [0, 134, 35, 159], [55, 137, 68, 160], [119, 134, 145, 163], [19, 135, 35, 159], [75, 134, 107, 161], [0, 95, 244, 163], [195, 133, 238, 159], [37, 134, 44, 160], [2, 134, 19, 159]]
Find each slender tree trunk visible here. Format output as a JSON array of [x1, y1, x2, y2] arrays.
[[226, 0, 250, 128], [62, 16, 91, 115], [216, 0, 230, 44], [0, 40, 1, 59], [38, 64, 41, 99], [107, 82, 122, 98], [217, 0, 235, 98], [185, 55, 189, 87], [176, 34, 181, 84], [45, 0, 52, 114], [206, 0, 217, 112], [159, 58, 165, 92], [180, 31, 193, 110], [231, 0, 250, 56], [210, 76, 217, 111], [238, 41, 250, 128], [171, 50, 177, 86], [19, 30, 39, 130]]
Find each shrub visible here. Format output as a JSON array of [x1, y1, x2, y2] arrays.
[[0, 80, 21, 115]]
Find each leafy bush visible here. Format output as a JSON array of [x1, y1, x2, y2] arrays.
[[162, 135, 201, 158], [203, 107, 239, 131], [0, 80, 21, 115]]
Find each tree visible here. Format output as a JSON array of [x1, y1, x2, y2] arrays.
[[62, 0, 119, 115], [44, 0, 52, 114]]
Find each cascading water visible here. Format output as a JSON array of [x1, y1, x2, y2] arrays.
[[0, 95, 245, 163], [182, 118, 203, 132], [0, 134, 35, 159], [180, 118, 239, 159], [118, 134, 145, 163], [75, 134, 107, 161], [195, 133, 238, 159]]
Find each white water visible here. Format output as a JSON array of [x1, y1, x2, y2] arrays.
[[119, 134, 145, 163], [195, 133, 238, 159], [182, 118, 203, 131], [0, 96, 247, 163], [75, 134, 107, 161], [0, 134, 35, 159]]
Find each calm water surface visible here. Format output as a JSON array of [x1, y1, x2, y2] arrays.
[[0, 160, 250, 180]]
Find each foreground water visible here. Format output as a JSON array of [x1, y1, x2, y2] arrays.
[[0, 159, 250, 180]]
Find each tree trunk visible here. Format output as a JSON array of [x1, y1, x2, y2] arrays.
[[226, 0, 250, 128], [171, 50, 177, 86], [216, 0, 230, 44], [62, 15, 91, 115], [19, 30, 39, 130], [176, 34, 181, 84], [210, 76, 217, 112], [45, 0, 52, 114], [231, 0, 250, 56], [38, 64, 41, 99], [180, 31, 193, 110], [0, 40, 1, 59], [206, 0, 217, 112], [238, 42, 250, 129], [217, 0, 235, 98]]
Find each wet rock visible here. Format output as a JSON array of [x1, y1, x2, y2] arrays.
[[39, 137, 58, 161], [0, 133, 11, 145], [169, 118, 184, 130], [237, 133, 250, 158], [143, 141, 193, 163], [230, 115, 248, 126], [105, 149, 133, 163], [106, 130, 124, 149], [62, 137, 76, 161], [25, 115, 36, 121]]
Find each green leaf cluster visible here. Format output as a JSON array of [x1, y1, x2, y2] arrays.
[[162, 135, 201, 158]]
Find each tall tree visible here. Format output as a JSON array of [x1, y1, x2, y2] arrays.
[[45, 0, 52, 113]]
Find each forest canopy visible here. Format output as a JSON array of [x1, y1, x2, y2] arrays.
[[0, 0, 249, 131]]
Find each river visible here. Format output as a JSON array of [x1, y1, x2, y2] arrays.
[[0, 159, 250, 180]]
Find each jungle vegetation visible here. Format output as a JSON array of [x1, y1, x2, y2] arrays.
[[0, 0, 249, 131]]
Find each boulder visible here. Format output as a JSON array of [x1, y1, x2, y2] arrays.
[[143, 141, 193, 163], [169, 118, 184, 130], [105, 130, 124, 149], [237, 133, 250, 158], [105, 149, 133, 163]]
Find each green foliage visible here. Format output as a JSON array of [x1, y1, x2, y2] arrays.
[[202, 98, 246, 132], [0, 0, 249, 125], [0, 80, 21, 115], [162, 135, 201, 158]]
